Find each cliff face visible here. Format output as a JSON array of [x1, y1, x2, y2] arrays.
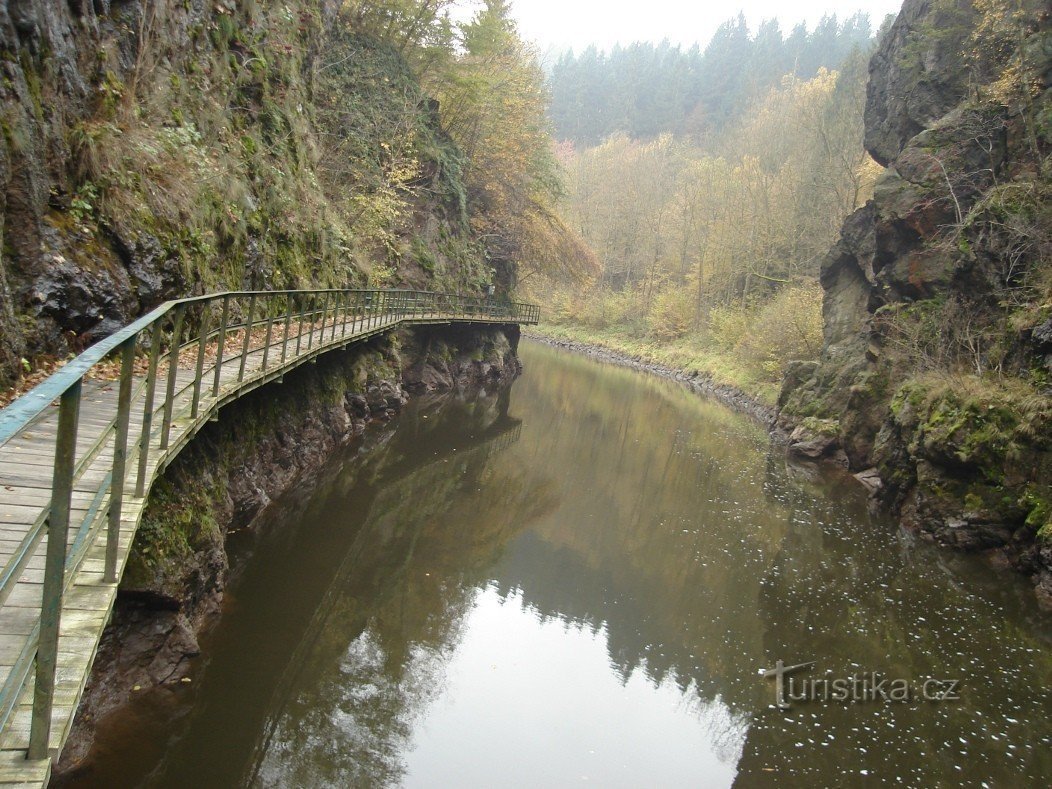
[[779, 0, 1052, 603], [0, 0, 492, 387]]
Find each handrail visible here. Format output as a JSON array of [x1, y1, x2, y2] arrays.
[[0, 287, 538, 766], [0, 289, 538, 446]]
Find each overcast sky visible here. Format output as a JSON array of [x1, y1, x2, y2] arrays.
[[454, 0, 905, 52]]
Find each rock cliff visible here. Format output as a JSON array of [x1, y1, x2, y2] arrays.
[[0, 0, 495, 387], [779, 0, 1052, 604]]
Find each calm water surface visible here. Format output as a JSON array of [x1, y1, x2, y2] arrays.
[[78, 341, 1051, 787]]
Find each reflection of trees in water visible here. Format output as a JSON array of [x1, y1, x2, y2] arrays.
[[248, 344, 1052, 788], [120, 343, 1052, 788], [243, 396, 559, 787], [481, 347, 789, 718]]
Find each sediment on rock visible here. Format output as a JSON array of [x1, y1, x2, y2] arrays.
[[55, 324, 521, 776]]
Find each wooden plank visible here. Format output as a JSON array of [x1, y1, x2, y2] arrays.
[[0, 751, 50, 784]]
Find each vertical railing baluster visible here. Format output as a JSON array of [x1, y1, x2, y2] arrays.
[[191, 305, 210, 419], [136, 321, 164, 497], [281, 294, 293, 366], [295, 294, 306, 357], [262, 295, 275, 371], [212, 295, 230, 398], [306, 294, 317, 352], [105, 338, 136, 584], [28, 379, 81, 761], [159, 306, 186, 451], [330, 294, 339, 341], [238, 294, 256, 382], [319, 292, 330, 345]]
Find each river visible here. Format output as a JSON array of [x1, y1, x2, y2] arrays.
[[71, 340, 1052, 787]]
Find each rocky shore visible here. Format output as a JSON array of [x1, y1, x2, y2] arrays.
[[525, 333, 779, 428]]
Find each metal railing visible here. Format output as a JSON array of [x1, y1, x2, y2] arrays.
[[0, 288, 538, 761]]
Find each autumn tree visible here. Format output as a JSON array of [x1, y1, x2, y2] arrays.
[[436, 0, 594, 287]]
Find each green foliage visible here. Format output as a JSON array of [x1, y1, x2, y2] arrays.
[[891, 374, 1052, 477], [125, 475, 223, 590], [68, 182, 98, 226]]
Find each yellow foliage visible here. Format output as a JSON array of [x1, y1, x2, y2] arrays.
[[647, 287, 696, 342], [733, 284, 824, 378]]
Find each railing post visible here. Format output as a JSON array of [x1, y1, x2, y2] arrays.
[[135, 321, 164, 497], [261, 295, 276, 371], [238, 294, 257, 382], [317, 292, 329, 347], [212, 295, 230, 398], [306, 294, 317, 351], [281, 294, 293, 366], [28, 379, 81, 761], [295, 294, 306, 356], [159, 306, 186, 451], [105, 338, 136, 584], [191, 306, 210, 419]]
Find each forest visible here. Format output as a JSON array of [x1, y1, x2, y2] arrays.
[[548, 13, 878, 143], [528, 14, 889, 402]]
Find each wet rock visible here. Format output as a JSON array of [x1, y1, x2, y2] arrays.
[[854, 468, 884, 494], [26, 223, 138, 348], [346, 393, 370, 418], [787, 426, 839, 460], [405, 358, 455, 392], [1031, 318, 1052, 350]]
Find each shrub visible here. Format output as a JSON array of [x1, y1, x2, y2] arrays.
[[647, 285, 695, 341]]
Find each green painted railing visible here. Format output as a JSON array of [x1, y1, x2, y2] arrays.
[[0, 288, 538, 762]]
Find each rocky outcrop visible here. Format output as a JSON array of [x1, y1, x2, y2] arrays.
[[864, 0, 977, 167], [55, 324, 521, 774], [779, 0, 1052, 605]]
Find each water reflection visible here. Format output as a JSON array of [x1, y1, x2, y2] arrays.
[[78, 340, 1051, 787]]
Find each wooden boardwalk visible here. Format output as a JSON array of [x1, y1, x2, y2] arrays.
[[0, 289, 538, 785]]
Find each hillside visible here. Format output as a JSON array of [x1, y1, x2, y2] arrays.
[[548, 13, 880, 144], [0, 0, 555, 390]]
